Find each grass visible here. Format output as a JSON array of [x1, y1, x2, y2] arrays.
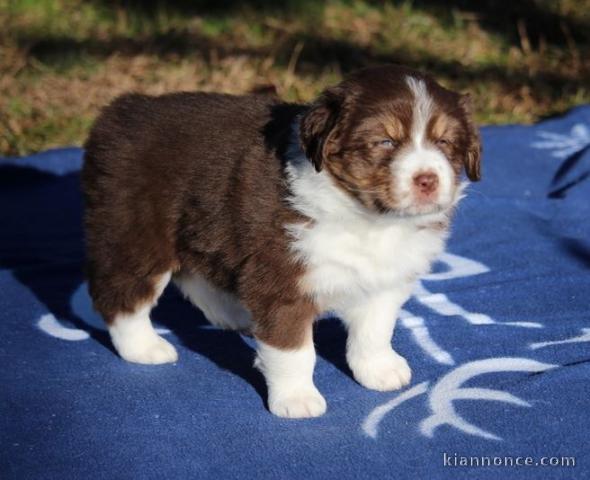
[[1, 0, 589, 156]]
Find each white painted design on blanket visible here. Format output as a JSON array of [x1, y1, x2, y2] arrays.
[[401, 252, 541, 367], [414, 282, 542, 329], [363, 358, 557, 441], [36, 282, 169, 341], [398, 252, 491, 365], [415, 281, 494, 325], [362, 381, 430, 438], [531, 124, 590, 158], [420, 358, 556, 440], [37, 313, 90, 341], [422, 252, 489, 281], [400, 310, 455, 366], [529, 328, 590, 350]]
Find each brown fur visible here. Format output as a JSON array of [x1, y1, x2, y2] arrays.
[[82, 64, 480, 351], [82, 92, 314, 348]]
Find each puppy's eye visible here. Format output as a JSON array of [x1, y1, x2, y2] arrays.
[[377, 139, 397, 148], [436, 138, 451, 147]]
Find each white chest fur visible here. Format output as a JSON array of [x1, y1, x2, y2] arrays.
[[290, 214, 446, 308], [285, 151, 451, 312]]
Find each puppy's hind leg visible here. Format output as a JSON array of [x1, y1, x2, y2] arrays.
[[174, 273, 252, 333], [107, 272, 178, 364]]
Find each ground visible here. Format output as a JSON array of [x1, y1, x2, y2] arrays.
[[1, 0, 588, 156]]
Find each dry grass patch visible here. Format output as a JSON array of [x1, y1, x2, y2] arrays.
[[1, 0, 588, 156]]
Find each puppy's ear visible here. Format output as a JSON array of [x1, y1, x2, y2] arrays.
[[299, 88, 343, 172], [460, 93, 482, 182]]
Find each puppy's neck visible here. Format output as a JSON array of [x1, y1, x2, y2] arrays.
[[285, 122, 362, 222]]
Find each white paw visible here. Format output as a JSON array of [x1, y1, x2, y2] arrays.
[[268, 386, 327, 419], [115, 335, 178, 365], [349, 351, 412, 391]]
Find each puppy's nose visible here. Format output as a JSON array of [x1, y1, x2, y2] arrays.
[[413, 172, 439, 195]]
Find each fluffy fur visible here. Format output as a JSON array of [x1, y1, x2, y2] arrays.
[[82, 64, 481, 418]]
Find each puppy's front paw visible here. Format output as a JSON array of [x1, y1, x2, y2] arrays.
[[349, 351, 412, 391], [268, 386, 327, 419], [115, 335, 178, 365]]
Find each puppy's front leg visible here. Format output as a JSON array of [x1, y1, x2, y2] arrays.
[[339, 289, 412, 391], [255, 324, 326, 419]]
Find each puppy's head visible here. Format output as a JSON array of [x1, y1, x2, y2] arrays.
[[299, 65, 481, 216]]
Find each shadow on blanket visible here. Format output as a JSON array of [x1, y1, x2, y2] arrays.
[[0, 162, 365, 405], [0, 164, 271, 402]]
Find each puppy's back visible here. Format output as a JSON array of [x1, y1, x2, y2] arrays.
[[84, 91, 276, 181], [83, 91, 281, 214]]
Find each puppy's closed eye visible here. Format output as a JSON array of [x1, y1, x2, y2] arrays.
[[377, 139, 398, 149]]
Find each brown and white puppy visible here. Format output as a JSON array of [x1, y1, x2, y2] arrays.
[[82, 64, 481, 418]]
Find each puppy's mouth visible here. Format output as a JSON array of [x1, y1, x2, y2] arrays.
[[372, 192, 455, 218], [382, 202, 446, 218]]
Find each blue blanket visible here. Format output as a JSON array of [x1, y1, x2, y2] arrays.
[[1, 106, 589, 480]]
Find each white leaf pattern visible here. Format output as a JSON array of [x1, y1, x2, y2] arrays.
[[363, 358, 557, 441], [529, 328, 590, 350], [531, 124, 590, 158], [419, 358, 557, 440]]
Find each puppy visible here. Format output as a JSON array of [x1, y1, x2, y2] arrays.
[[82, 65, 481, 418]]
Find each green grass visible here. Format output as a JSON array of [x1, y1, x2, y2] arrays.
[[1, 0, 589, 156]]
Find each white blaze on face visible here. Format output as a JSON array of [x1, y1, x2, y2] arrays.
[[407, 76, 433, 147], [390, 76, 456, 214]]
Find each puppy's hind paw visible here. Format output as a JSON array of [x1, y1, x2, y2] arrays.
[[116, 335, 178, 365]]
